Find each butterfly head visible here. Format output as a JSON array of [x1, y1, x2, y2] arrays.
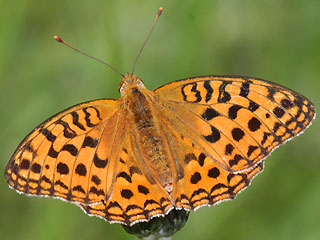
[[119, 74, 145, 95]]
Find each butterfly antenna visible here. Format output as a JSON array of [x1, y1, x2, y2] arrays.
[[54, 35, 124, 77], [131, 7, 163, 74]]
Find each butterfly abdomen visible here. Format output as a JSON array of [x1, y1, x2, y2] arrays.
[[126, 87, 173, 191]]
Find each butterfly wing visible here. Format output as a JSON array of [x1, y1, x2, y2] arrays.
[[5, 98, 173, 225], [156, 115, 264, 210], [5, 99, 124, 204], [80, 127, 173, 225], [147, 107, 263, 210], [154, 75, 315, 173]]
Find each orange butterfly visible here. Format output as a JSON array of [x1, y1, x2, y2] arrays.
[[5, 8, 315, 226]]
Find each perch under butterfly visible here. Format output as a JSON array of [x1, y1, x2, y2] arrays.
[[5, 8, 315, 226]]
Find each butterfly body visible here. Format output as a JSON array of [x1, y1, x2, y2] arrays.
[[5, 74, 315, 225], [121, 75, 173, 192]]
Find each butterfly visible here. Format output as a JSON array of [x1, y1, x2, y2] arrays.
[[4, 9, 315, 227]]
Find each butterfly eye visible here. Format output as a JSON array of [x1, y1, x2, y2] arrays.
[[136, 79, 145, 88], [119, 82, 128, 94]]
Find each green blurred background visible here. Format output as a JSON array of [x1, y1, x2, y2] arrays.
[[1, 0, 319, 239]]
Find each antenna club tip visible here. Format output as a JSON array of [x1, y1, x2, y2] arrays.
[[158, 7, 163, 16], [53, 35, 64, 43]]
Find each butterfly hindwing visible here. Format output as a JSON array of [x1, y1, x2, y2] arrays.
[[154, 75, 315, 172], [155, 113, 264, 210], [80, 129, 173, 225]]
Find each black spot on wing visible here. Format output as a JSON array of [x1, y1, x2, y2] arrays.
[[57, 162, 69, 174], [208, 167, 220, 178], [93, 154, 108, 168], [218, 81, 231, 103], [48, 146, 59, 158], [56, 119, 77, 138], [90, 186, 105, 196], [209, 183, 228, 196], [24, 142, 34, 152], [121, 189, 133, 199], [273, 122, 281, 133], [247, 145, 258, 157], [229, 154, 243, 167], [248, 117, 262, 132], [267, 88, 276, 100], [239, 82, 250, 98], [31, 163, 41, 173], [191, 83, 202, 103], [41, 176, 51, 184], [107, 201, 123, 210], [181, 83, 202, 103], [39, 128, 56, 142], [190, 188, 208, 202], [202, 108, 220, 121], [225, 144, 234, 155], [71, 111, 86, 130], [281, 99, 294, 109], [203, 125, 221, 143], [73, 185, 86, 194], [273, 107, 285, 118], [61, 144, 78, 156], [228, 105, 242, 120], [117, 172, 132, 183], [293, 95, 304, 107], [125, 205, 144, 218], [190, 172, 201, 184], [198, 153, 206, 167], [55, 180, 68, 190], [83, 107, 99, 128], [232, 128, 245, 141], [82, 136, 98, 148], [138, 185, 149, 195], [93, 107, 102, 120], [204, 80, 213, 102], [75, 163, 87, 176], [261, 132, 271, 145], [91, 175, 101, 185], [144, 199, 160, 209], [20, 159, 30, 170], [248, 101, 259, 112]]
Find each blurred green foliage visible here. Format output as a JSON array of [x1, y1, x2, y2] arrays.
[[1, 0, 319, 239]]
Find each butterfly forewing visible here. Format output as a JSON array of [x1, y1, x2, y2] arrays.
[[154, 76, 315, 172], [5, 99, 121, 204]]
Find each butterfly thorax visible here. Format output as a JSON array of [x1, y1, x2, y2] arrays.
[[120, 75, 173, 192]]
